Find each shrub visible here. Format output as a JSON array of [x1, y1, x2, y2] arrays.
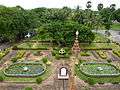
[[23, 87, 33, 90], [36, 77, 42, 84], [42, 57, 48, 64], [55, 54, 60, 60], [11, 57, 17, 63], [0, 76, 4, 82], [87, 78, 95, 85], [107, 59, 112, 63]]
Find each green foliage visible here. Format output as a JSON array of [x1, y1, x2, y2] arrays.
[[44, 21, 95, 46], [96, 51, 107, 59], [113, 50, 120, 57], [36, 77, 43, 84], [23, 87, 33, 90], [0, 75, 4, 81], [114, 9, 120, 22], [0, 49, 9, 60], [11, 50, 25, 62], [107, 59, 112, 63], [11, 57, 17, 63], [42, 57, 48, 64], [0, 6, 37, 42], [86, 78, 95, 85], [80, 51, 91, 56]]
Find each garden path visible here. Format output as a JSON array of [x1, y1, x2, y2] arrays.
[[0, 50, 17, 70], [108, 51, 120, 61]]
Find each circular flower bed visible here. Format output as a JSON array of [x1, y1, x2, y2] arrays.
[[79, 62, 120, 77], [4, 62, 46, 77]]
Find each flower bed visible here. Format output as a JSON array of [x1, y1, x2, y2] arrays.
[[96, 51, 107, 59], [79, 62, 120, 77], [113, 50, 120, 57], [4, 62, 46, 77], [11, 50, 25, 62], [0, 48, 10, 60]]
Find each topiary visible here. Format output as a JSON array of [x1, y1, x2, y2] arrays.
[[36, 77, 42, 84]]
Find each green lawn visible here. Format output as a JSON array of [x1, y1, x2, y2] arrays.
[[93, 33, 109, 43], [111, 23, 120, 30], [99, 23, 120, 30]]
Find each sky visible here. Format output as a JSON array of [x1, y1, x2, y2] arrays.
[[0, 0, 120, 10]]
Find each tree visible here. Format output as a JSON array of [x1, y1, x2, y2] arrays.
[[44, 21, 95, 46], [86, 1, 92, 9], [110, 4, 116, 12], [114, 8, 120, 22], [97, 3, 103, 11]]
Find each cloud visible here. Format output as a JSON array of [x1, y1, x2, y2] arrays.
[[0, 0, 119, 10]]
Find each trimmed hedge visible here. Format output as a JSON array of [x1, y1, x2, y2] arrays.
[[96, 51, 107, 59], [113, 50, 120, 57], [80, 51, 91, 56]]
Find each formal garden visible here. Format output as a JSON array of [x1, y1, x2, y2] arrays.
[[0, 1, 120, 90]]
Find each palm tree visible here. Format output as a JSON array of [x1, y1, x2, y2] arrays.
[[110, 4, 116, 12], [86, 1, 92, 9], [97, 3, 103, 11]]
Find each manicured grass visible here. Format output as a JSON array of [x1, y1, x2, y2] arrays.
[[99, 23, 120, 30], [75, 62, 120, 84], [93, 33, 109, 43], [111, 23, 120, 30]]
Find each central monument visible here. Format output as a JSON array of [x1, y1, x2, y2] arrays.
[[72, 31, 80, 57]]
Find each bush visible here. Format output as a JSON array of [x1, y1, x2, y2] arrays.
[[23, 87, 33, 90], [107, 59, 112, 63], [0, 76, 4, 82], [42, 57, 48, 64], [86, 78, 96, 85], [55, 54, 60, 60], [11, 57, 17, 63], [36, 77, 42, 84]]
